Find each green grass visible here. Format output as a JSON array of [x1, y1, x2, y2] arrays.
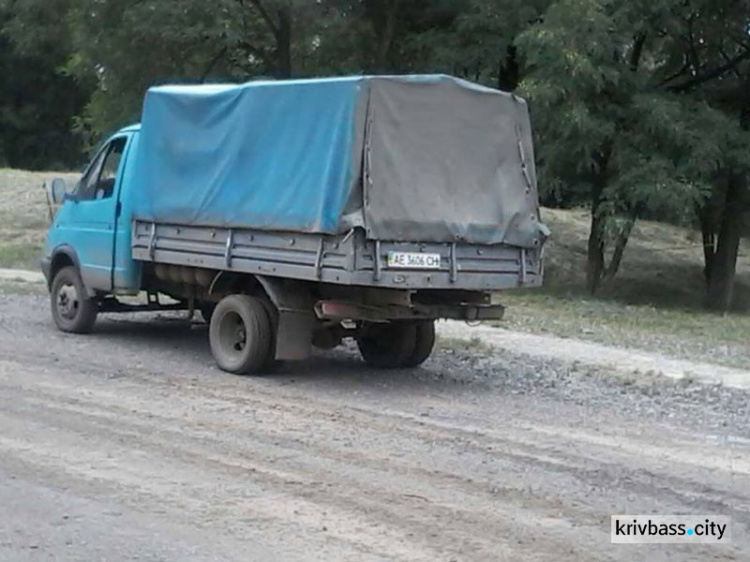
[[499, 291, 750, 369], [0, 242, 43, 269]]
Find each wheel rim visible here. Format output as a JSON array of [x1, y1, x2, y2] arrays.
[[57, 282, 80, 320], [218, 310, 247, 358]]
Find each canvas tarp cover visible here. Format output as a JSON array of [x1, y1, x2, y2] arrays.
[[133, 75, 545, 248]]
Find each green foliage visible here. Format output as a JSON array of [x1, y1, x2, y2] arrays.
[[57, 0, 320, 139], [0, 0, 91, 169], [518, 0, 750, 294], [64, 0, 222, 139]]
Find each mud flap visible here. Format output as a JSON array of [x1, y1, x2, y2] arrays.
[[256, 276, 316, 361], [276, 311, 316, 360]]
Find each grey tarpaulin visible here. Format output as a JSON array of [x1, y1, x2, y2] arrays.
[[363, 75, 545, 248]]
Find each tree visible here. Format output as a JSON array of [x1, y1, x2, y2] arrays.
[[0, 0, 92, 168], [308, 0, 464, 75], [656, 0, 750, 312], [517, 0, 731, 293], [451, 0, 550, 90], [62, 0, 321, 140]]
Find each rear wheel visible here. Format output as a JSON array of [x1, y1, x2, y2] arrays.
[[209, 294, 272, 375], [356, 322, 418, 369], [403, 320, 436, 367], [50, 266, 98, 334], [257, 296, 283, 372]]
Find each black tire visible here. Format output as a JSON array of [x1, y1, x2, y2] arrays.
[[312, 326, 342, 350], [50, 266, 98, 334], [257, 297, 283, 372], [356, 322, 417, 369], [209, 294, 272, 375], [199, 300, 216, 324], [403, 320, 436, 368]]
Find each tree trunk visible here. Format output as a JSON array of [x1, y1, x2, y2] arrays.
[[586, 187, 606, 294], [603, 219, 634, 280], [705, 173, 746, 312], [585, 143, 612, 294], [365, 0, 400, 72], [274, 7, 292, 78], [698, 204, 716, 283], [703, 88, 749, 310], [497, 45, 519, 92]]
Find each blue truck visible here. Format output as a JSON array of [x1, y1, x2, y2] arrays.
[[42, 75, 547, 374]]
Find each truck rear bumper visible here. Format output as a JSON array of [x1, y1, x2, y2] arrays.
[[314, 300, 505, 322]]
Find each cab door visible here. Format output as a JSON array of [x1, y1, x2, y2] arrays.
[[53, 136, 129, 291]]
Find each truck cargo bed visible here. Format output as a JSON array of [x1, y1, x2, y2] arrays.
[[132, 221, 542, 291]]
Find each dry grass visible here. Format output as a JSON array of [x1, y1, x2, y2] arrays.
[[499, 208, 750, 367], [0, 279, 47, 296], [0, 169, 80, 269], [540, 207, 750, 311]]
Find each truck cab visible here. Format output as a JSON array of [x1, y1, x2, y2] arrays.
[[43, 125, 141, 301]]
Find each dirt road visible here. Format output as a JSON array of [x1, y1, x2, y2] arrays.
[[0, 294, 747, 561]]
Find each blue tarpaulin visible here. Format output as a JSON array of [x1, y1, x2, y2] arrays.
[[133, 77, 366, 233]]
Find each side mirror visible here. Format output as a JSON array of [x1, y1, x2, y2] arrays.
[[49, 178, 69, 205]]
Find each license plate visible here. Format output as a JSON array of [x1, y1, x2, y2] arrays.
[[387, 251, 442, 269]]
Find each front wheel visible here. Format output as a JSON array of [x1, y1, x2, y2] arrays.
[[209, 294, 273, 375], [50, 266, 98, 334]]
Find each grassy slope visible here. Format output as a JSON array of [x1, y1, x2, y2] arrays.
[[0, 169, 79, 269], [501, 208, 750, 368], [537, 207, 750, 309], [1, 169, 748, 366]]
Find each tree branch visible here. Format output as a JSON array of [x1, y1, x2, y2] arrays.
[[667, 48, 750, 92], [718, 46, 744, 79], [237, 39, 268, 62], [245, 0, 280, 38], [629, 32, 646, 72], [685, 14, 701, 77], [657, 60, 690, 88], [201, 46, 228, 82]]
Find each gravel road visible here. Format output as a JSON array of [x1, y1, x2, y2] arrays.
[[0, 294, 747, 561]]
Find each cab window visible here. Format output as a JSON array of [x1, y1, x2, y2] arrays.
[[76, 137, 127, 201]]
